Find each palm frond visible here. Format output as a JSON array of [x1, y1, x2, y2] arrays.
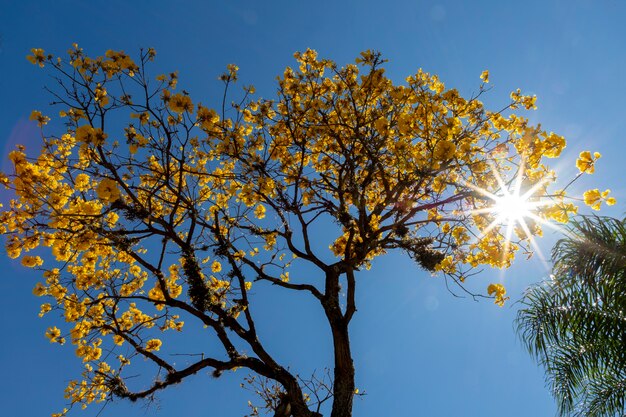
[[574, 371, 626, 417], [516, 215, 626, 416]]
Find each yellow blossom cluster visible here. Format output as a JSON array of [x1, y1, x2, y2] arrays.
[[26, 48, 48, 67], [583, 188, 616, 211], [95, 178, 120, 203], [576, 151, 600, 174], [104, 49, 140, 76], [76, 125, 107, 146], [487, 283, 509, 306], [144, 339, 162, 352], [29, 110, 50, 127], [169, 93, 193, 113]]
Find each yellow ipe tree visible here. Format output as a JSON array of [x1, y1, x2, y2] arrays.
[[0, 46, 612, 417]]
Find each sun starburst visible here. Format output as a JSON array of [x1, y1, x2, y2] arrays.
[[464, 161, 562, 266]]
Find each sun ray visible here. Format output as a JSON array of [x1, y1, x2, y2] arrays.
[[461, 159, 564, 272]]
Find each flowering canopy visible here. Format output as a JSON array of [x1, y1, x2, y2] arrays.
[[0, 45, 610, 417]]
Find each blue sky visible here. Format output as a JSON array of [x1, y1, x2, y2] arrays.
[[1, 1, 625, 416]]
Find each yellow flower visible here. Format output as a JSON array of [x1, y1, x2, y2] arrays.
[[542, 133, 566, 158], [583, 188, 615, 211], [39, 303, 52, 317], [254, 204, 266, 219], [96, 178, 121, 203], [75, 340, 102, 361], [576, 150, 600, 174], [451, 227, 469, 244], [168, 93, 193, 113], [76, 125, 107, 146], [29, 110, 50, 127], [487, 283, 509, 307], [74, 173, 90, 191], [226, 63, 239, 81], [94, 84, 109, 106], [45, 326, 62, 343], [32, 282, 47, 296], [435, 255, 456, 273], [542, 202, 578, 224], [197, 106, 220, 130], [21, 255, 43, 268], [211, 260, 222, 273], [521, 94, 537, 110], [374, 117, 388, 134], [601, 189, 616, 206], [27, 48, 47, 67], [52, 408, 69, 417], [583, 189, 602, 210], [433, 140, 456, 161], [145, 339, 162, 352], [105, 211, 119, 228]]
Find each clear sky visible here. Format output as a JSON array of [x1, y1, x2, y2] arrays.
[[1, 1, 625, 416]]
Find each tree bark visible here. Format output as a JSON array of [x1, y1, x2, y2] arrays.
[[323, 268, 356, 417], [329, 319, 355, 417], [280, 371, 316, 417]]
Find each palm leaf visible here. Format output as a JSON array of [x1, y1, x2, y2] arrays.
[[517, 215, 626, 416]]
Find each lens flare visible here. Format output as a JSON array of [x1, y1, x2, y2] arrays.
[[464, 161, 562, 266]]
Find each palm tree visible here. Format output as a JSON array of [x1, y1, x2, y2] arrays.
[[517, 215, 626, 417]]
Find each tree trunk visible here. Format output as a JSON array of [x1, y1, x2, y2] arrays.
[[321, 267, 356, 417], [330, 319, 355, 417]]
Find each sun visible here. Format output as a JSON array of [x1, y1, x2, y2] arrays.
[[464, 161, 560, 264], [492, 185, 537, 226]]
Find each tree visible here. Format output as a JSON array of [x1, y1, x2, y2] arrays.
[[517, 215, 626, 417], [0, 45, 595, 417]]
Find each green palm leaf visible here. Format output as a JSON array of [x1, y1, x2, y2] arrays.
[[517, 215, 626, 416]]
